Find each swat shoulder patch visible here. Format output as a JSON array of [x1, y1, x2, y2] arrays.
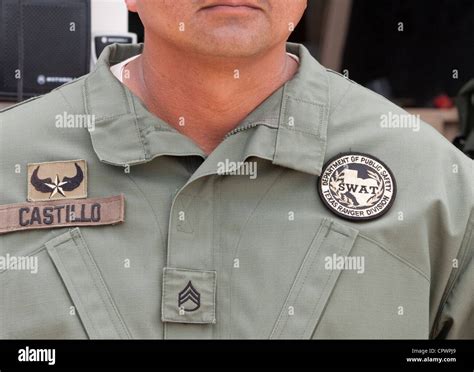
[[27, 160, 87, 201], [318, 152, 396, 221]]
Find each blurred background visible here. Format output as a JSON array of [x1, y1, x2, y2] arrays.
[[1, 0, 473, 154]]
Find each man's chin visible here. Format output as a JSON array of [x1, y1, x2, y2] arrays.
[[194, 45, 264, 59], [190, 31, 269, 58]]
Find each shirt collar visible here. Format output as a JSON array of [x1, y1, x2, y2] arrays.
[[273, 42, 329, 176], [84, 42, 329, 176]]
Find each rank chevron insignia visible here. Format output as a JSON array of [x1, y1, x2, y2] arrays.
[[178, 281, 201, 312]]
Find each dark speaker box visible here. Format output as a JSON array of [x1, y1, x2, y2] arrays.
[[0, 0, 90, 101]]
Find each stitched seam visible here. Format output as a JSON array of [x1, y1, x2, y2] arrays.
[[83, 73, 92, 116], [102, 65, 130, 115], [270, 220, 327, 338], [272, 84, 287, 162], [93, 114, 130, 122], [161, 269, 216, 323], [315, 106, 323, 138], [0, 197, 123, 231], [84, 66, 129, 119], [225, 121, 279, 139], [125, 174, 166, 249], [431, 213, 474, 338], [150, 126, 175, 133], [287, 97, 325, 107], [433, 250, 473, 338], [278, 124, 321, 138], [0, 195, 121, 212], [51, 75, 88, 92], [329, 82, 354, 117], [212, 178, 217, 334], [302, 263, 335, 337], [50, 242, 98, 338], [280, 96, 323, 137], [0, 216, 122, 231], [56, 89, 74, 113], [162, 319, 216, 325], [205, 271, 218, 324], [161, 269, 167, 325], [73, 231, 116, 338], [74, 230, 131, 339], [279, 230, 330, 338], [229, 169, 286, 337], [188, 155, 275, 185], [303, 241, 347, 337], [230, 169, 286, 337], [218, 178, 228, 337], [243, 117, 280, 124], [212, 269, 217, 323], [359, 233, 430, 283], [166, 267, 216, 274], [82, 85, 89, 116], [76, 230, 131, 338], [128, 91, 148, 160]]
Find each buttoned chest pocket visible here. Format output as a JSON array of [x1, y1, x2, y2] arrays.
[[267, 218, 429, 339], [0, 228, 130, 339], [269, 219, 358, 339]]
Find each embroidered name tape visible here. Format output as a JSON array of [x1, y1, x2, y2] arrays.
[[0, 194, 125, 235], [27, 160, 87, 202], [318, 152, 397, 221]]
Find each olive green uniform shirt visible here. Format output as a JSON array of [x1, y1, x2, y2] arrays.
[[0, 43, 473, 339]]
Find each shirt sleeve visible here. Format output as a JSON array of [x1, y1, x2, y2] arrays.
[[432, 210, 474, 339]]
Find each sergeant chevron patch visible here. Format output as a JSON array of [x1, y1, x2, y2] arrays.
[[162, 267, 216, 324], [178, 281, 201, 312], [27, 160, 87, 202], [318, 152, 397, 221]]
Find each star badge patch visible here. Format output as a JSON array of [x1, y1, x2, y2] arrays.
[[318, 153, 396, 221], [27, 160, 87, 202]]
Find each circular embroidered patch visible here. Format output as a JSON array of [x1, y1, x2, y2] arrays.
[[318, 152, 397, 221]]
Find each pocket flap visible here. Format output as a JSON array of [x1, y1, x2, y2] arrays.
[[45, 228, 130, 339], [270, 219, 358, 339]]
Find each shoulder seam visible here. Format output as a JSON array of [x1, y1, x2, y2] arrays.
[[56, 89, 74, 113], [328, 79, 354, 117]]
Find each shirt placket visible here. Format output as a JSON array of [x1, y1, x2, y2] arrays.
[[163, 173, 217, 339]]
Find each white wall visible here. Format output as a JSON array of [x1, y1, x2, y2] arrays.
[[91, 0, 129, 34]]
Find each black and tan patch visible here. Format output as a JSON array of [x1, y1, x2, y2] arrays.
[[318, 152, 396, 221], [27, 160, 87, 202]]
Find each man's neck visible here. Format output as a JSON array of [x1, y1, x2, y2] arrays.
[[124, 38, 299, 155]]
